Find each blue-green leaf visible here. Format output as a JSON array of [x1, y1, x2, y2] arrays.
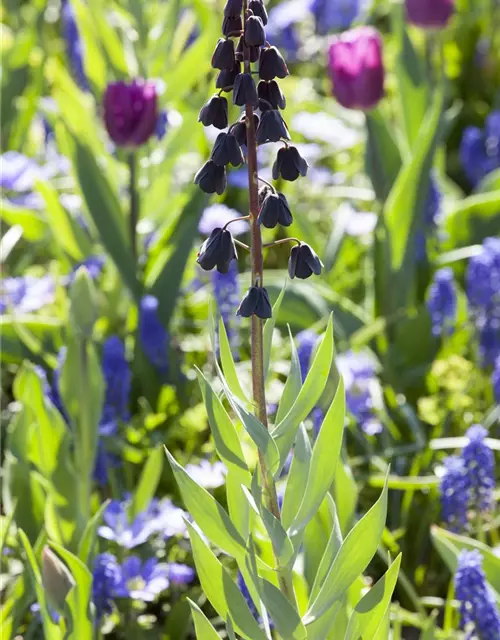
[[263, 284, 286, 380], [130, 445, 164, 519], [218, 317, 248, 404], [188, 599, 221, 640], [281, 426, 312, 531]]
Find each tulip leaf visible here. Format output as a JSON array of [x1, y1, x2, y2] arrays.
[[305, 478, 388, 622], [186, 521, 267, 640], [77, 499, 110, 565], [365, 108, 402, 202], [281, 425, 312, 531], [218, 317, 248, 404], [263, 284, 286, 380], [259, 579, 307, 640], [188, 599, 221, 640], [165, 449, 245, 557], [130, 445, 164, 519], [275, 326, 302, 425], [260, 507, 294, 568], [308, 497, 343, 603]]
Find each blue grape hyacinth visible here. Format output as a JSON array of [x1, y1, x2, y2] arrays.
[[212, 260, 240, 357], [296, 330, 319, 381], [455, 549, 500, 639], [139, 295, 169, 374], [92, 553, 128, 620], [462, 425, 495, 513], [309, 0, 360, 35], [426, 267, 457, 337], [120, 556, 170, 602], [61, 0, 89, 91], [493, 357, 500, 403], [101, 336, 131, 423], [440, 455, 470, 532], [460, 111, 500, 187]]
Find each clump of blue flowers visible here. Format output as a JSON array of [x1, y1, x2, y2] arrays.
[[101, 336, 131, 424], [460, 111, 500, 187], [139, 295, 169, 374], [61, 0, 89, 91], [309, 0, 360, 35], [466, 238, 500, 365], [454, 549, 500, 639], [426, 267, 457, 337], [440, 425, 495, 531]]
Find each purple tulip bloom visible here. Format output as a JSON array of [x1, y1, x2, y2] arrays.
[[121, 556, 170, 602], [328, 27, 385, 111], [405, 0, 455, 30], [103, 80, 158, 147]]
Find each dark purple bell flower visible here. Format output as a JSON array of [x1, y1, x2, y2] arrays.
[[211, 132, 244, 167], [212, 38, 236, 70], [197, 228, 237, 273], [103, 80, 158, 147], [256, 110, 290, 144], [245, 15, 266, 47], [259, 46, 289, 81], [198, 95, 228, 129], [194, 161, 227, 195], [258, 192, 292, 228], [258, 80, 286, 110], [248, 0, 268, 25], [406, 0, 455, 29], [272, 145, 308, 181], [235, 36, 261, 63], [233, 73, 259, 107], [216, 61, 242, 91], [237, 286, 272, 319], [232, 114, 259, 146], [222, 15, 243, 36], [288, 243, 323, 280], [224, 0, 243, 17]]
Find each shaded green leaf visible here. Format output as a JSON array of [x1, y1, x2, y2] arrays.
[[188, 599, 221, 640], [130, 445, 164, 519], [263, 284, 286, 380]]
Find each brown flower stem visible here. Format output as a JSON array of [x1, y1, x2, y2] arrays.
[[243, 0, 296, 607], [128, 153, 139, 264], [263, 237, 301, 249]]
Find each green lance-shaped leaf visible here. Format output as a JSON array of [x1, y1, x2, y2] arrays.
[[186, 520, 267, 640], [289, 378, 345, 535], [165, 449, 245, 557], [444, 190, 500, 251], [305, 477, 389, 623], [218, 317, 249, 404], [281, 425, 312, 531], [305, 601, 342, 640], [259, 579, 307, 640], [78, 500, 110, 564], [275, 326, 303, 425], [260, 507, 294, 568], [188, 599, 221, 640], [345, 554, 402, 640], [226, 470, 251, 541], [69, 267, 98, 339], [263, 284, 286, 381], [365, 108, 402, 202], [272, 315, 334, 466], [130, 445, 164, 519], [68, 0, 107, 92]]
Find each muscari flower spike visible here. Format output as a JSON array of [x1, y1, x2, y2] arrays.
[[426, 267, 457, 337]]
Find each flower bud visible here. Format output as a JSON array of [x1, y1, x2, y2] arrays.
[[216, 61, 241, 91], [245, 15, 266, 47], [237, 286, 272, 319], [272, 145, 308, 182], [258, 80, 286, 110], [248, 0, 268, 26], [236, 37, 261, 63], [103, 80, 158, 147], [222, 15, 243, 37], [70, 266, 97, 338], [328, 27, 385, 111], [259, 46, 289, 81], [197, 228, 237, 273], [233, 73, 259, 107], [194, 161, 227, 195], [224, 0, 243, 17], [405, 0, 455, 29], [256, 110, 290, 144], [232, 114, 259, 147], [288, 243, 323, 280], [258, 192, 292, 228], [212, 38, 235, 70], [211, 132, 244, 167], [42, 547, 75, 614], [198, 95, 228, 129]]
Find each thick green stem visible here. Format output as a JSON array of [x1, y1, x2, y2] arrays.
[[243, 0, 296, 607], [128, 153, 139, 263]]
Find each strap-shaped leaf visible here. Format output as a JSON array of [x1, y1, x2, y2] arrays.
[[305, 477, 388, 622], [226, 471, 250, 540], [289, 378, 345, 535], [186, 521, 266, 640], [263, 284, 286, 381], [259, 580, 307, 640], [188, 599, 221, 640], [261, 508, 294, 568], [130, 445, 164, 518], [345, 554, 401, 640], [281, 425, 312, 531], [218, 317, 248, 403], [275, 326, 302, 425], [165, 449, 245, 557], [308, 497, 343, 603]]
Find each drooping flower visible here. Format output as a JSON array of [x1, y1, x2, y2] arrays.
[[455, 550, 500, 639], [121, 556, 170, 602], [462, 425, 495, 514], [185, 460, 227, 489], [101, 336, 131, 423], [212, 260, 240, 356], [103, 80, 158, 148], [440, 455, 470, 532], [426, 268, 457, 337], [61, 0, 89, 91], [309, 0, 360, 35], [139, 295, 169, 374], [405, 0, 455, 30], [92, 553, 128, 620], [460, 111, 500, 187], [328, 27, 385, 111]]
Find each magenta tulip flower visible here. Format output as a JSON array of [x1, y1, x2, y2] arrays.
[[405, 0, 455, 29], [328, 27, 384, 111], [103, 80, 158, 147]]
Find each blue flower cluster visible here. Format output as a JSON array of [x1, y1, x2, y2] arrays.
[[416, 176, 442, 261], [454, 549, 500, 639], [61, 0, 89, 91], [139, 295, 169, 374], [0, 274, 55, 315], [466, 238, 500, 365], [92, 552, 194, 621], [426, 267, 457, 337], [493, 357, 500, 404], [101, 336, 131, 424], [309, 0, 360, 35], [440, 425, 495, 531], [460, 111, 500, 186]]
